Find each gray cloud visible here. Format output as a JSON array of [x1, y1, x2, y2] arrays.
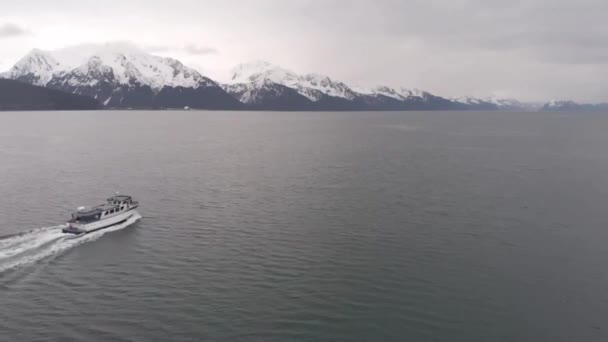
[[142, 44, 219, 56], [290, 0, 608, 66], [0, 23, 29, 38], [143, 44, 171, 53], [183, 44, 218, 55]]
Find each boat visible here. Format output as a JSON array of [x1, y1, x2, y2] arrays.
[[62, 195, 140, 235]]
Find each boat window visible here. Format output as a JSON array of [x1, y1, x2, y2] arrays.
[[121, 206, 125, 210], [78, 213, 99, 223]]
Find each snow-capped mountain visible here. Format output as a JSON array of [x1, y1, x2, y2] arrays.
[[223, 61, 467, 110], [228, 61, 358, 102], [2, 49, 63, 86], [491, 98, 542, 111], [7, 44, 216, 90], [3, 45, 552, 111], [540, 100, 608, 112], [451, 96, 499, 110], [356, 85, 461, 108], [2, 44, 240, 109], [452, 96, 488, 105], [452, 96, 542, 111], [356, 86, 425, 101], [452, 96, 541, 111], [222, 79, 313, 110]]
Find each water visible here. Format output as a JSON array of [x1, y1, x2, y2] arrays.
[[1, 110, 608, 341]]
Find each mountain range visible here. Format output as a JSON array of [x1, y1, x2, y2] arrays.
[[540, 100, 608, 112], [0, 44, 604, 112], [2, 46, 240, 110]]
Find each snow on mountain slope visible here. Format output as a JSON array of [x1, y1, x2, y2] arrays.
[[453, 95, 518, 106], [300, 73, 358, 100], [359, 86, 428, 101], [225, 63, 465, 110], [452, 95, 540, 110], [485, 96, 541, 110], [452, 96, 486, 105], [3, 46, 541, 111], [83, 46, 216, 90], [3, 49, 64, 86], [222, 78, 313, 109], [222, 79, 271, 104], [230, 60, 297, 84], [228, 61, 357, 101], [540, 100, 608, 112], [4, 43, 218, 91]]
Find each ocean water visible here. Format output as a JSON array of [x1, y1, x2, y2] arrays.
[[1, 110, 608, 341]]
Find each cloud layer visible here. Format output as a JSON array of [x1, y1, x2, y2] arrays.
[[0, 23, 28, 38], [183, 45, 218, 55]]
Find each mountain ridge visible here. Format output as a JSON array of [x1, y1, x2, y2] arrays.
[[540, 100, 608, 112], [2, 45, 241, 110], [2, 45, 599, 111], [224, 60, 474, 111]]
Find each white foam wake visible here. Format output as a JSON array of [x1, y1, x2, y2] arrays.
[[0, 212, 142, 273]]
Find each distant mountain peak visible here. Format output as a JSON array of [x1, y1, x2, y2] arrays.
[[357, 85, 428, 101], [2, 44, 242, 109], [4, 44, 218, 92], [540, 100, 608, 112], [5, 48, 63, 86], [228, 61, 358, 101], [3, 45, 549, 111], [229, 60, 298, 85]]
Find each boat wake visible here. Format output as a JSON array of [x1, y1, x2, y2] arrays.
[[0, 212, 142, 273]]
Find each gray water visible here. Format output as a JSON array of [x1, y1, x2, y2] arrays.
[[1, 110, 608, 341]]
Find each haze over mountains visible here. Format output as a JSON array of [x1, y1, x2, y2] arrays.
[[0, 44, 604, 112]]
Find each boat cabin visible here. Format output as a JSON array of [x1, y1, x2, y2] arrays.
[[71, 208, 104, 223], [70, 195, 137, 223], [107, 195, 134, 207]]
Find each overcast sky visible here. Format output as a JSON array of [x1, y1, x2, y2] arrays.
[[1, 0, 606, 102]]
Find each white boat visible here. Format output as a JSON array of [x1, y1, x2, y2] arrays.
[[62, 195, 140, 235]]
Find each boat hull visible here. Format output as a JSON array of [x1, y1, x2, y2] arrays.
[[63, 208, 139, 235]]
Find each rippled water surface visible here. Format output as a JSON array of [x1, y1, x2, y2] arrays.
[[1, 110, 608, 341]]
